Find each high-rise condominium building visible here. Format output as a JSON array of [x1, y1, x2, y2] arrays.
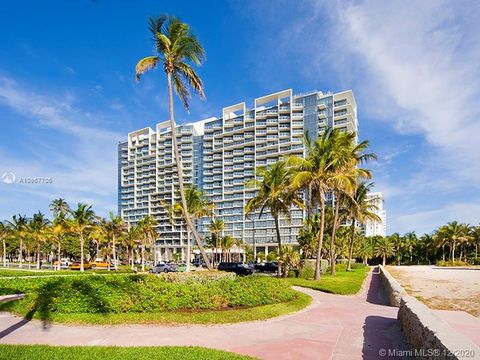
[[364, 192, 387, 237], [118, 89, 358, 260]]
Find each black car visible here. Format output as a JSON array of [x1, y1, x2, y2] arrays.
[[218, 262, 254, 275], [254, 262, 278, 273]]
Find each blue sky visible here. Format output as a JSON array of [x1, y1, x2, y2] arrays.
[[0, 0, 479, 235]]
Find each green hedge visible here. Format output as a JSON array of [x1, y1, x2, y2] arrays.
[[0, 274, 296, 316]]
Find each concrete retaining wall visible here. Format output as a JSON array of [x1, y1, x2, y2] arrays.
[[379, 266, 480, 360], [378, 265, 407, 307]]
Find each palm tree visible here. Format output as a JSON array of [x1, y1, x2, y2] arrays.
[[0, 221, 11, 267], [245, 161, 303, 276], [105, 212, 126, 271], [297, 214, 321, 259], [123, 226, 140, 270], [220, 235, 236, 262], [375, 236, 394, 266], [138, 215, 158, 272], [29, 212, 50, 269], [167, 186, 214, 271], [471, 225, 480, 259], [327, 131, 375, 275], [52, 213, 68, 271], [345, 182, 381, 271], [358, 236, 374, 265], [135, 14, 212, 270], [70, 203, 95, 271], [404, 231, 417, 264], [279, 245, 300, 278], [7, 214, 28, 268], [389, 232, 403, 265], [208, 218, 224, 266], [50, 198, 70, 218]]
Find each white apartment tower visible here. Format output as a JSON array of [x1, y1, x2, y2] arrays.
[[118, 89, 358, 260], [364, 192, 387, 237]]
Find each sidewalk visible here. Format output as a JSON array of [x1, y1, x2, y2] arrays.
[[0, 269, 411, 359]]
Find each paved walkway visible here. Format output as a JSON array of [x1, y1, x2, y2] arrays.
[[0, 269, 411, 359]]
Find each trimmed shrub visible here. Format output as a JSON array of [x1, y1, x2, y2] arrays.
[[0, 274, 297, 315], [436, 260, 468, 267], [159, 271, 236, 284]]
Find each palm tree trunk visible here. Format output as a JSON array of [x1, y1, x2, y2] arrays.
[[452, 241, 456, 262], [330, 194, 341, 276], [131, 248, 135, 270], [274, 213, 282, 277], [442, 244, 445, 261], [166, 72, 212, 271], [141, 244, 145, 272], [36, 243, 40, 269], [314, 198, 326, 280], [382, 255, 386, 266], [475, 243, 478, 259], [186, 230, 191, 272], [57, 241, 61, 271], [19, 239, 23, 268], [347, 220, 355, 271], [112, 234, 117, 271], [96, 241, 99, 259], [2, 238, 6, 268], [80, 234, 84, 272]]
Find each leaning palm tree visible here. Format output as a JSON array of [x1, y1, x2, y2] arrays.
[[345, 182, 381, 271], [135, 14, 212, 270], [245, 161, 303, 277], [69, 203, 95, 271], [7, 214, 29, 268]]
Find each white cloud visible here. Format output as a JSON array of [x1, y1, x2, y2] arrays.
[[0, 76, 122, 219]]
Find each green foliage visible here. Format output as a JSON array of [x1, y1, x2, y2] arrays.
[[436, 260, 468, 267], [256, 251, 265, 262], [0, 345, 253, 360], [0, 274, 297, 318], [266, 250, 278, 262]]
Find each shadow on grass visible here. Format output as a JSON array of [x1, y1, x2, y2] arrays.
[[0, 277, 111, 338]]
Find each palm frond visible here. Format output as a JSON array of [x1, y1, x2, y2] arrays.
[[135, 56, 159, 81]]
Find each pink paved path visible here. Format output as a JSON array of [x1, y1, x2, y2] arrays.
[[0, 269, 410, 359]]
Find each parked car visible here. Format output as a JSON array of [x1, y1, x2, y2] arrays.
[[120, 259, 129, 266], [53, 259, 71, 267], [69, 262, 92, 270], [254, 262, 278, 273], [90, 260, 110, 269], [149, 262, 177, 273], [218, 262, 254, 275]]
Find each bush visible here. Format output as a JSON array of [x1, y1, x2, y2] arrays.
[[159, 271, 235, 284], [337, 259, 356, 265], [471, 258, 480, 265], [436, 260, 468, 267], [350, 263, 367, 269], [0, 274, 297, 315]]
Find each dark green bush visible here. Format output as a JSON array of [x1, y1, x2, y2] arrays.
[[0, 274, 296, 315]]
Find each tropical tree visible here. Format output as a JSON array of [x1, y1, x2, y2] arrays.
[[207, 218, 224, 265], [51, 213, 68, 271], [0, 221, 11, 267], [297, 214, 320, 259], [50, 198, 70, 218], [7, 214, 28, 268], [245, 161, 303, 276], [279, 245, 300, 277], [388, 232, 403, 265], [167, 186, 214, 271], [69, 203, 95, 271], [357, 236, 374, 265], [105, 212, 126, 271], [122, 226, 140, 270], [138, 215, 158, 272], [375, 236, 394, 266], [29, 212, 50, 269], [345, 182, 381, 270], [135, 14, 212, 270], [220, 235, 235, 262], [404, 231, 417, 264]]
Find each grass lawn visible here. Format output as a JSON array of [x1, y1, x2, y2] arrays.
[[0, 345, 254, 360], [284, 265, 370, 295]]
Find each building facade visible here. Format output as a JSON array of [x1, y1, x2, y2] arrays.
[[118, 89, 358, 260], [364, 192, 387, 237]]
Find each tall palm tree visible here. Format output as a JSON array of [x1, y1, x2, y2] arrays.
[[279, 245, 301, 278], [245, 161, 303, 276], [135, 14, 212, 270], [297, 214, 321, 259], [358, 236, 374, 265], [7, 214, 28, 268], [69, 203, 95, 271], [207, 218, 224, 266], [327, 131, 375, 275], [138, 215, 158, 272], [375, 236, 394, 266], [220, 235, 235, 262], [123, 226, 140, 270], [168, 186, 214, 271], [29, 212, 50, 269], [105, 212, 126, 271], [345, 182, 381, 271], [471, 225, 480, 259], [404, 231, 417, 264], [389, 232, 403, 265]]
